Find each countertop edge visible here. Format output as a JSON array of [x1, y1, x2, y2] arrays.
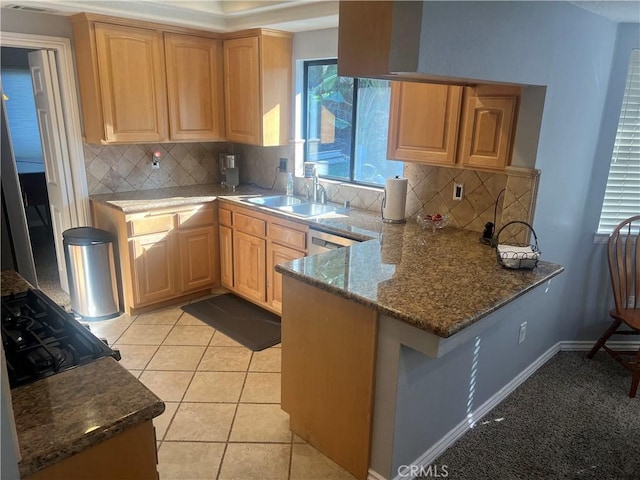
[[277, 263, 565, 338]]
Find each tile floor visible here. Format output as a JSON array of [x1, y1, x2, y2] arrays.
[[88, 296, 356, 480]]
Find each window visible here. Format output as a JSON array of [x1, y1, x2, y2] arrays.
[[303, 59, 402, 186], [597, 49, 640, 234]]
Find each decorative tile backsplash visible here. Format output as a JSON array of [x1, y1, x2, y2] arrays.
[[82, 141, 538, 237], [83, 142, 233, 194]]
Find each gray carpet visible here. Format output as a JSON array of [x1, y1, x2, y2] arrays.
[[427, 352, 639, 480]]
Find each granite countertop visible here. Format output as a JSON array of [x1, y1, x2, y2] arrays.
[[276, 222, 564, 338], [12, 357, 165, 478], [1, 271, 164, 478]]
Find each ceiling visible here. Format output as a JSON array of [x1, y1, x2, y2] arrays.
[[0, 0, 339, 32], [1, 1, 638, 33]]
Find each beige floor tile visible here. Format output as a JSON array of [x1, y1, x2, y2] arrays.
[[158, 441, 225, 480], [240, 372, 281, 404], [127, 369, 142, 379], [198, 347, 252, 372], [138, 371, 193, 402], [293, 434, 306, 444], [229, 403, 291, 443], [249, 348, 281, 372], [135, 306, 183, 325], [165, 403, 236, 441], [176, 312, 210, 327], [153, 402, 179, 440], [184, 372, 246, 403], [163, 325, 214, 346], [290, 444, 356, 480], [147, 345, 206, 371], [87, 316, 134, 345], [219, 443, 291, 480], [115, 344, 158, 370], [116, 324, 172, 345], [210, 331, 242, 347]]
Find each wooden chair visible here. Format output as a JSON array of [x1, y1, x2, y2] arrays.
[[587, 214, 640, 398]]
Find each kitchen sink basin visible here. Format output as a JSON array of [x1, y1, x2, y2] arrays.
[[244, 195, 345, 218], [245, 195, 307, 208], [279, 202, 342, 217]]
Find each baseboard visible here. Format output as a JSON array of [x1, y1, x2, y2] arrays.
[[391, 342, 562, 480], [560, 340, 640, 351], [368, 469, 387, 480]]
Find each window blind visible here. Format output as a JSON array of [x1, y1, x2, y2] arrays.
[[598, 49, 640, 234]]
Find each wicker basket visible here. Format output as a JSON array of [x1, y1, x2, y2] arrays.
[[494, 221, 540, 270]]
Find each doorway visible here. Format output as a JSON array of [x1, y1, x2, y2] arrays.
[[0, 32, 89, 307], [1, 46, 67, 304]]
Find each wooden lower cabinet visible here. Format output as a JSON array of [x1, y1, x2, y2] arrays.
[[178, 226, 218, 292], [233, 230, 267, 303], [219, 224, 234, 288], [91, 201, 219, 314], [267, 243, 305, 312], [25, 421, 159, 480], [130, 232, 177, 306]]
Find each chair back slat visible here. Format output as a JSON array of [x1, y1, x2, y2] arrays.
[[608, 215, 640, 312]]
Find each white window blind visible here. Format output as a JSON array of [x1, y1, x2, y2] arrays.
[[598, 49, 640, 234]]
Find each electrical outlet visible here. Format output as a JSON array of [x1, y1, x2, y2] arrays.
[[278, 158, 288, 172], [518, 322, 527, 344], [151, 160, 160, 170], [453, 183, 464, 200]]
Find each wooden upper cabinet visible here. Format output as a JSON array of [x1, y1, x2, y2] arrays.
[[94, 23, 168, 143], [223, 30, 292, 146], [165, 33, 224, 141], [387, 82, 462, 165], [459, 93, 516, 170]]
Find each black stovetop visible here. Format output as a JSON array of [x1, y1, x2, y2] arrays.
[[1, 289, 120, 388]]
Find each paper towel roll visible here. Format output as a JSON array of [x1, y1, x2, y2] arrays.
[[382, 176, 408, 223]]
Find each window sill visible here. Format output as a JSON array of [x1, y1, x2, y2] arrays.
[[593, 233, 610, 244]]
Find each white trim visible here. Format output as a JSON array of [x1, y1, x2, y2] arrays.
[[1, 32, 89, 227], [367, 469, 387, 480], [560, 340, 640, 351], [388, 339, 640, 480]]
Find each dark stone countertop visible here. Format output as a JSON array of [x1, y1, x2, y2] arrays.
[[1, 271, 164, 478], [276, 222, 564, 338]]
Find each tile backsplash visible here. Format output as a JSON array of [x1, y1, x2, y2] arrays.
[[83, 142, 233, 194], [83, 141, 538, 237]]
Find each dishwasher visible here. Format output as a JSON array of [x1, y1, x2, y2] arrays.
[[307, 227, 361, 255]]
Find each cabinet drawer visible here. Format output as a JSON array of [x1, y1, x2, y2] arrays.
[[128, 214, 174, 237], [269, 223, 306, 251], [219, 207, 233, 227], [177, 206, 214, 229], [234, 213, 266, 236]]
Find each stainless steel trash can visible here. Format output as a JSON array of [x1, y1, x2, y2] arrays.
[[63, 227, 120, 320]]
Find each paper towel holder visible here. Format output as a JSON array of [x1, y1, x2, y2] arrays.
[[381, 175, 407, 224]]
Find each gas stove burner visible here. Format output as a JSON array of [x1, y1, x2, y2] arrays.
[[1, 289, 120, 388]]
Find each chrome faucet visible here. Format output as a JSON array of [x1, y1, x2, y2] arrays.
[[304, 173, 327, 204]]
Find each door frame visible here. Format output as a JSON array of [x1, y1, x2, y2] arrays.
[[1, 32, 89, 228]]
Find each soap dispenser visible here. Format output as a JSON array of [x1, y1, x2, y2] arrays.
[[286, 172, 294, 196]]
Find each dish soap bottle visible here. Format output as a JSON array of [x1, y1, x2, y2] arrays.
[[286, 172, 294, 196]]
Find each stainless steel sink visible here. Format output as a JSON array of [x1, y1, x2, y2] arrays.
[[244, 195, 344, 218], [245, 195, 307, 208], [279, 202, 342, 218]]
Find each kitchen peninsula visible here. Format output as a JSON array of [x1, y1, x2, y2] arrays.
[[276, 223, 564, 479]]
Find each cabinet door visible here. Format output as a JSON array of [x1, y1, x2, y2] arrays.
[[223, 36, 261, 145], [387, 82, 462, 165], [459, 95, 516, 170], [219, 225, 234, 289], [130, 233, 176, 306], [165, 33, 224, 141], [94, 23, 168, 142], [233, 230, 266, 303], [267, 243, 305, 314], [178, 226, 217, 293]]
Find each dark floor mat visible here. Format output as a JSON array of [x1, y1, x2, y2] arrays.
[[182, 294, 280, 351]]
